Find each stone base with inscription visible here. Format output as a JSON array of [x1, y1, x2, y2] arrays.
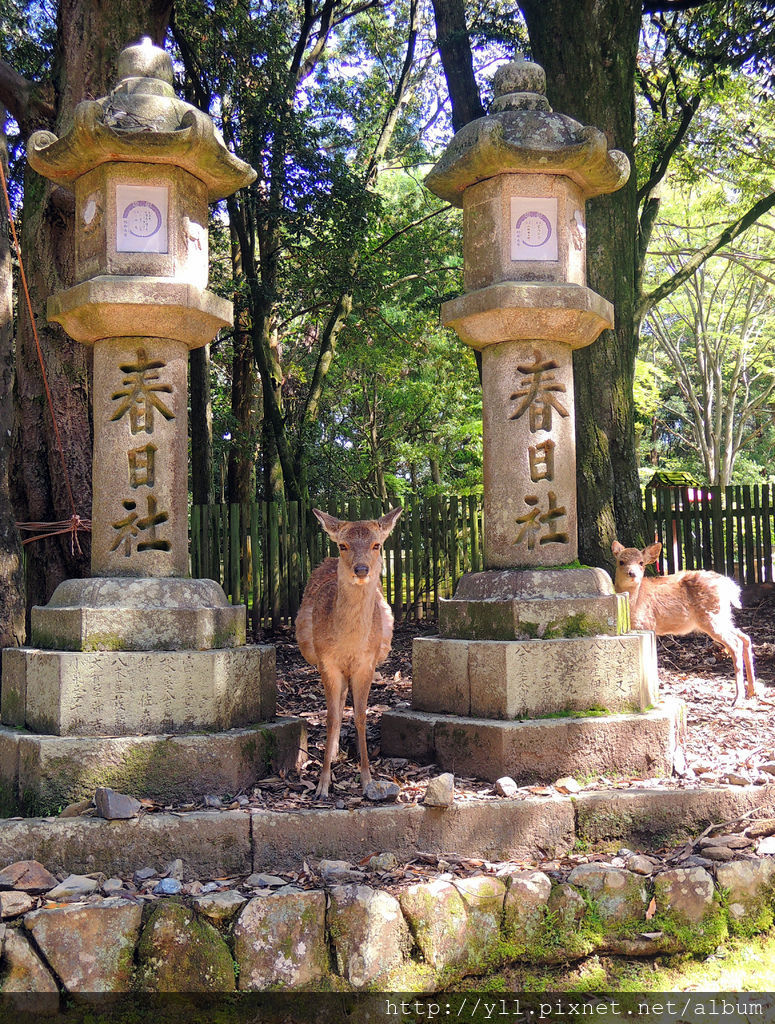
[[0, 577, 305, 812], [382, 569, 683, 782]]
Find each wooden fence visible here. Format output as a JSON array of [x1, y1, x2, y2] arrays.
[[645, 484, 775, 585], [190, 484, 775, 630], [190, 495, 484, 631]]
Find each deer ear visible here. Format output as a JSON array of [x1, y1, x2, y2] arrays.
[[643, 542, 662, 563], [378, 507, 402, 540], [611, 541, 624, 556], [313, 509, 342, 541]]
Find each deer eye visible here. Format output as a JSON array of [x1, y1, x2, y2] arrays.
[[372, 543, 381, 551], [338, 543, 348, 551]]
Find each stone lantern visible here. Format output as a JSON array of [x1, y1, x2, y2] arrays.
[[381, 61, 683, 782], [0, 39, 303, 812]]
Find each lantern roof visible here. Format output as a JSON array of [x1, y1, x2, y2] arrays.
[[425, 59, 629, 207], [27, 38, 256, 201]]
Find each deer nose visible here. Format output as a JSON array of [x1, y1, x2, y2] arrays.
[[627, 568, 638, 578], [354, 564, 370, 578]]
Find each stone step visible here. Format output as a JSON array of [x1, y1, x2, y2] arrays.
[[380, 699, 684, 784]]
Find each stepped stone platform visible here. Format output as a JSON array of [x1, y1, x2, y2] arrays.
[[382, 568, 683, 783], [0, 578, 305, 814]]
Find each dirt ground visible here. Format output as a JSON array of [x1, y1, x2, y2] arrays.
[[260, 596, 775, 811]]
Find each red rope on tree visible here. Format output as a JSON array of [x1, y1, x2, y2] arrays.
[[0, 156, 91, 553]]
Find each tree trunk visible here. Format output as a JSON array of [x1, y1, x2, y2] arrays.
[[0, 117, 26, 651], [520, 0, 646, 565], [11, 0, 172, 609], [190, 346, 214, 506]]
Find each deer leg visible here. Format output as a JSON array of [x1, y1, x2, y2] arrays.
[[710, 628, 747, 707], [317, 669, 347, 799], [734, 628, 756, 697], [350, 670, 373, 793]]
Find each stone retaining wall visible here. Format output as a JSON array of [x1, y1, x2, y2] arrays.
[[2, 855, 774, 995]]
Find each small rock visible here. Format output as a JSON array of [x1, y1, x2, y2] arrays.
[[318, 859, 365, 884], [699, 835, 751, 850], [423, 773, 455, 807], [200, 881, 221, 894], [102, 878, 125, 895], [364, 780, 400, 802], [164, 858, 185, 880], [746, 818, 775, 839], [245, 872, 286, 888], [0, 891, 36, 918], [757, 837, 775, 855], [273, 884, 305, 896], [95, 787, 142, 820], [721, 773, 749, 787], [46, 874, 99, 899], [192, 890, 247, 923], [702, 846, 736, 861], [554, 776, 582, 794], [759, 762, 775, 776], [494, 776, 519, 798], [627, 855, 658, 876], [679, 855, 714, 869], [385, 758, 408, 768], [236, 795, 250, 807], [0, 860, 58, 894], [204, 795, 223, 809], [133, 867, 157, 885], [368, 853, 398, 873], [153, 878, 182, 896], [334, 799, 346, 810], [58, 798, 93, 818]]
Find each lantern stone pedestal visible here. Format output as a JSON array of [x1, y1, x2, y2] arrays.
[[382, 60, 684, 783], [0, 40, 304, 814]]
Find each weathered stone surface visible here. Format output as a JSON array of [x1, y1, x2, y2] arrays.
[[0, 719, 303, 813], [576, 786, 775, 847], [715, 859, 775, 924], [45, 874, 100, 899], [423, 773, 455, 807], [233, 890, 328, 990], [95, 787, 142, 820], [626, 855, 656, 876], [398, 880, 469, 972], [31, 577, 246, 652], [26, 898, 142, 992], [0, 860, 58, 893], [439, 594, 628, 641], [0, 892, 36, 918], [0, 811, 252, 879], [383, 701, 682, 784], [412, 633, 657, 719], [495, 776, 519, 798], [0, 928, 59, 997], [363, 780, 400, 803], [547, 883, 586, 931], [319, 860, 365, 885], [503, 870, 552, 945], [454, 568, 615, 600], [328, 884, 412, 989], [567, 863, 647, 925], [191, 890, 247, 924], [7, 644, 275, 736], [653, 867, 715, 925], [398, 875, 505, 975], [136, 901, 235, 992]]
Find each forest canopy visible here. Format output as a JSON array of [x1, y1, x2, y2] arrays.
[[1, 0, 774, 618]]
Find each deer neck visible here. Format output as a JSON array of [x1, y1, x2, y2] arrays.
[[334, 570, 378, 628]]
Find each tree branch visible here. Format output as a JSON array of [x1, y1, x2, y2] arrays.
[[638, 190, 775, 319], [0, 58, 54, 137]]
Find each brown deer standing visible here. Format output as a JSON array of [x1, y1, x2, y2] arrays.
[[296, 507, 402, 798], [612, 540, 756, 706]]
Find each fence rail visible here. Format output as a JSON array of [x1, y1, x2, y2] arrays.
[[191, 485, 775, 630]]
